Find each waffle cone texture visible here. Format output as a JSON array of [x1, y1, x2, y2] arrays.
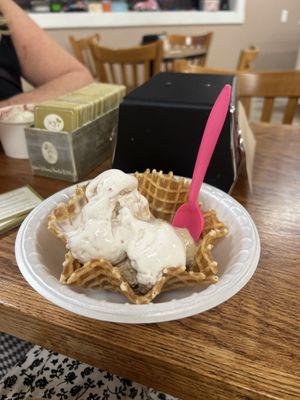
[[48, 170, 228, 304]]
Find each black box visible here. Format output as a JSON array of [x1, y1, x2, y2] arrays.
[[113, 72, 241, 192]]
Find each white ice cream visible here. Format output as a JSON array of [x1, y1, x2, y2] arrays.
[[115, 206, 186, 286], [2, 109, 34, 123], [65, 169, 188, 286]]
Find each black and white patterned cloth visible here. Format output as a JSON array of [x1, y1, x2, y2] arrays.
[[0, 344, 179, 400], [0, 333, 33, 380]]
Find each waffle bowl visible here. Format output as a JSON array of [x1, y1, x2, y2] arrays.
[[48, 170, 227, 304]]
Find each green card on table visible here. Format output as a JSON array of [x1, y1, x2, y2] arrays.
[[0, 186, 43, 233]]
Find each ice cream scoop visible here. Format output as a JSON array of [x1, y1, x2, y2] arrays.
[[63, 169, 191, 286], [115, 205, 186, 286], [0, 105, 34, 124], [67, 170, 147, 264]]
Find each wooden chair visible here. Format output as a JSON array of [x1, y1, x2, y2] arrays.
[[238, 71, 300, 124], [167, 32, 213, 66], [69, 34, 100, 77], [174, 45, 258, 72], [173, 60, 300, 124], [237, 45, 259, 71], [90, 41, 163, 91]]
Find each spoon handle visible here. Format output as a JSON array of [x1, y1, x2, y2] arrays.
[[188, 84, 232, 204]]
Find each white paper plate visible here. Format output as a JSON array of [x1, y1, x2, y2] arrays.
[[15, 181, 260, 324]]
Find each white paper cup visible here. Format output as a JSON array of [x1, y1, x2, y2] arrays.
[[0, 105, 34, 159]]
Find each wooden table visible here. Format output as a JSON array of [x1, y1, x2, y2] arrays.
[[0, 123, 299, 399]]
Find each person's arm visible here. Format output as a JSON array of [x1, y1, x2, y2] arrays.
[[0, 0, 94, 107]]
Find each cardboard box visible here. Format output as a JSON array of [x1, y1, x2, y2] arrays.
[[25, 108, 118, 182]]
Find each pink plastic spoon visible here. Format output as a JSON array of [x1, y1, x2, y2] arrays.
[[172, 84, 232, 241]]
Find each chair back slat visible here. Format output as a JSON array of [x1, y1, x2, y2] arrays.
[[108, 64, 116, 84], [132, 64, 138, 88], [144, 61, 150, 82], [96, 62, 107, 83], [120, 64, 128, 87], [153, 41, 164, 75], [261, 98, 274, 122], [240, 97, 251, 118], [284, 97, 299, 124]]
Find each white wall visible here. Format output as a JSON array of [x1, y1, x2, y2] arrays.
[[42, 0, 300, 70]]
